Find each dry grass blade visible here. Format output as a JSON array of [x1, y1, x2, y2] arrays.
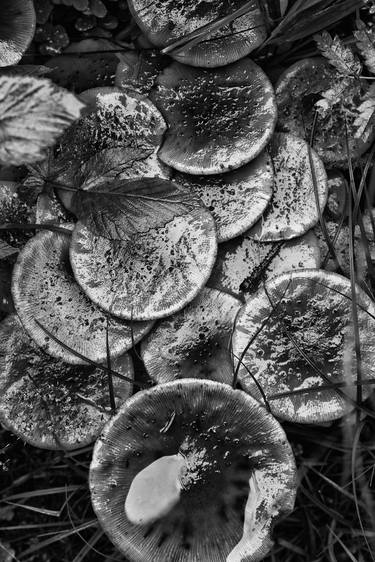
[[231, 350, 271, 411], [1, 486, 84, 502], [329, 527, 360, 561], [72, 528, 104, 562]]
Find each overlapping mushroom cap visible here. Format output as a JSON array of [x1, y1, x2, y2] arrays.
[[232, 269, 375, 423], [90, 379, 296, 562], [150, 59, 277, 175], [0, 315, 134, 450], [0, 0, 36, 67]]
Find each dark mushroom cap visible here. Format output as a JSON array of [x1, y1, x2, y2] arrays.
[[150, 59, 277, 175], [12, 228, 153, 364], [250, 133, 328, 242], [128, 0, 266, 68], [0, 315, 134, 450], [173, 151, 273, 243], [232, 269, 375, 423], [0, 0, 36, 67], [141, 288, 241, 384], [275, 57, 375, 167], [90, 379, 296, 562]]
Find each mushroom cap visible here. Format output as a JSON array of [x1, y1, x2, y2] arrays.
[[250, 133, 328, 242], [208, 230, 321, 300], [232, 269, 375, 423], [275, 57, 375, 167], [150, 59, 277, 175], [173, 151, 274, 243], [90, 379, 296, 562], [0, 0, 36, 67], [0, 314, 134, 450], [141, 288, 241, 384], [12, 228, 153, 364], [70, 199, 217, 321], [127, 0, 266, 68]]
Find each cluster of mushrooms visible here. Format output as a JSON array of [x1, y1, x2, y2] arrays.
[[1, 1, 375, 561]]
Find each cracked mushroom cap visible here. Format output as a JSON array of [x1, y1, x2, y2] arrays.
[[0, 0, 36, 67], [0, 315, 134, 450], [127, 0, 266, 68], [250, 133, 328, 242], [232, 269, 375, 424], [173, 151, 274, 243], [11, 228, 153, 364], [90, 379, 296, 562], [150, 59, 277, 175], [141, 288, 241, 385]]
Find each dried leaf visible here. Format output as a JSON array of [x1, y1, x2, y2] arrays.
[[315, 75, 356, 116], [354, 19, 375, 75], [0, 239, 18, 260], [314, 31, 362, 76], [354, 83, 375, 140], [0, 75, 85, 166]]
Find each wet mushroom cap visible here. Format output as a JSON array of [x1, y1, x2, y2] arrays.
[[173, 151, 274, 243], [250, 133, 328, 242], [90, 379, 296, 562], [11, 228, 153, 364], [141, 288, 242, 385], [232, 269, 375, 423], [0, 0, 36, 67], [150, 59, 277, 175], [0, 315, 134, 450], [128, 0, 266, 68]]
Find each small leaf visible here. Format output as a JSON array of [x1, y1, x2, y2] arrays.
[[0, 239, 18, 260], [0, 75, 85, 166], [354, 83, 375, 140], [314, 31, 362, 76], [354, 19, 375, 75]]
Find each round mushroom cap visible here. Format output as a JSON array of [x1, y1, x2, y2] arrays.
[[208, 230, 321, 300], [0, 0, 36, 67], [150, 59, 277, 175], [90, 379, 296, 562], [141, 288, 241, 384], [250, 133, 328, 242], [173, 151, 274, 243], [0, 315, 134, 450], [275, 57, 375, 167], [232, 269, 375, 423], [128, 0, 266, 68], [12, 228, 153, 364]]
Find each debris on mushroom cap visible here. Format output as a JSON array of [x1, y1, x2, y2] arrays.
[[150, 59, 277, 175], [0, 315, 134, 450], [0, 0, 36, 67], [128, 0, 266, 68], [141, 288, 241, 385], [275, 57, 375, 167], [250, 133, 328, 242], [11, 228, 153, 364], [90, 379, 296, 562], [115, 50, 170, 95], [326, 171, 348, 219], [208, 230, 321, 300], [173, 151, 274, 243], [232, 269, 375, 424]]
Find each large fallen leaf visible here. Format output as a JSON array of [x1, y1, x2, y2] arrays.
[[0, 75, 85, 166]]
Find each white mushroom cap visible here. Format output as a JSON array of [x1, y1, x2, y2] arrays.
[[0, 0, 36, 67]]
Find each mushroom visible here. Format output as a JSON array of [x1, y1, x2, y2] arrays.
[[90, 379, 297, 561], [232, 269, 375, 423], [0, 0, 36, 67], [150, 59, 277, 175], [173, 151, 274, 243], [127, 0, 266, 68], [250, 133, 328, 242], [12, 228, 153, 364], [141, 287, 241, 385], [0, 314, 134, 450]]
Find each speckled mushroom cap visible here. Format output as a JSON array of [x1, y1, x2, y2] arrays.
[[150, 59, 277, 175], [0, 315, 134, 450], [11, 228, 153, 364], [275, 58, 375, 167], [141, 288, 241, 384], [250, 133, 328, 242], [127, 0, 266, 68], [90, 379, 297, 562], [0, 0, 36, 67], [232, 269, 375, 424], [173, 151, 274, 243], [208, 230, 321, 300]]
